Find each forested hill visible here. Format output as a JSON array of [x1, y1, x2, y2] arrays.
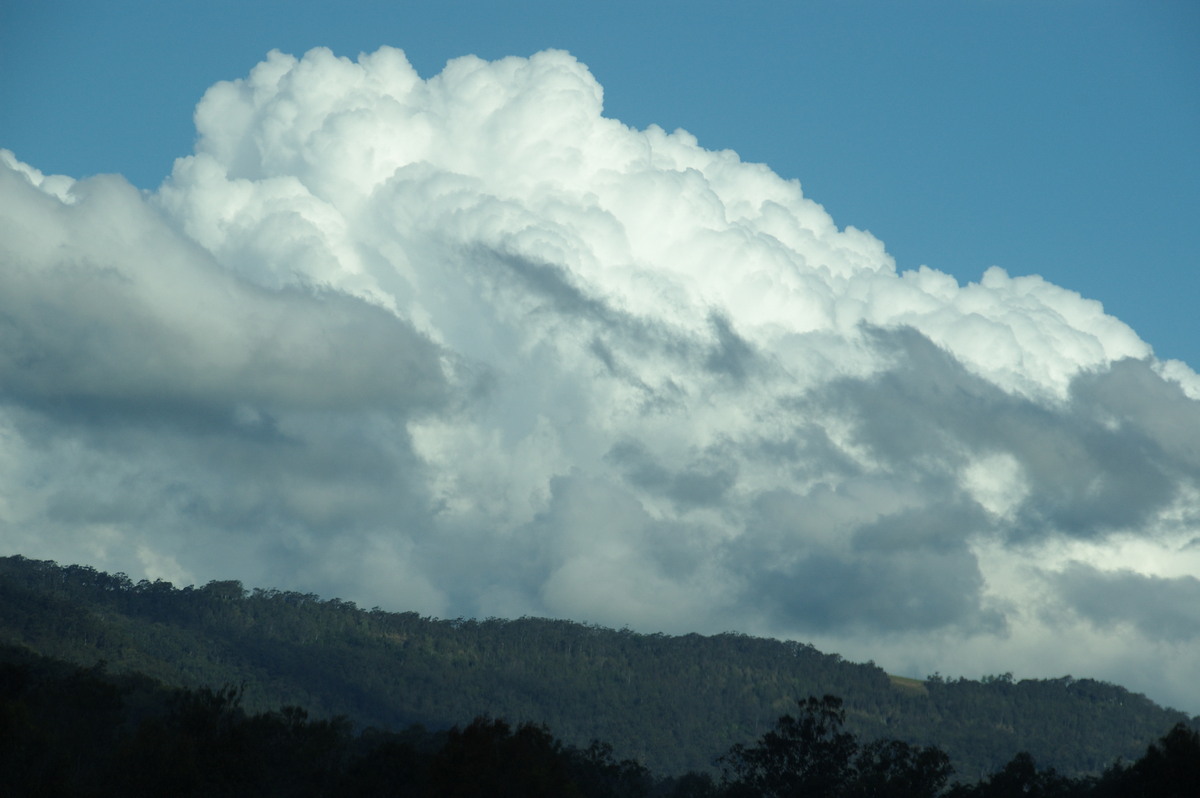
[[0, 555, 1192, 778]]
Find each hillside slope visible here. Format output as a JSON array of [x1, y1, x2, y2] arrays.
[[0, 555, 1190, 777]]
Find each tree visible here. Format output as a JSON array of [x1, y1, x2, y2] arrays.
[[849, 737, 953, 798], [720, 695, 953, 798], [946, 751, 1085, 798], [429, 716, 585, 798], [720, 695, 859, 797], [1095, 722, 1200, 798]]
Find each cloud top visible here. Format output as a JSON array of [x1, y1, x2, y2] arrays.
[[2, 47, 1199, 711]]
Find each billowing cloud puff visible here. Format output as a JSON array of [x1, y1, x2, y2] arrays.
[[2, 47, 1199, 712]]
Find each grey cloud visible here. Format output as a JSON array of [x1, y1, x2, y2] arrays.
[[0, 168, 448, 424], [1051, 563, 1200, 641], [605, 439, 737, 509], [0, 160, 449, 610], [465, 474, 730, 630], [1070, 358, 1200, 472], [486, 246, 612, 324], [852, 502, 991, 556], [814, 327, 1016, 471], [460, 246, 762, 418], [734, 485, 1000, 634], [704, 312, 756, 382], [589, 336, 617, 373], [816, 327, 1197, 541], [750, 421, 865, 485], [16, 403, 441, 616], [757, 544, 1000, 635]]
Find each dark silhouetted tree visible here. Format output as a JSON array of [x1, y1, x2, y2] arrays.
[[946, 751, 1088, 798], [719, 695, 859, 797], [849, 736, 953, 798], [720, 694, 953, 798], [429, 716, 585, 798], [1094, 722, 1200, 798]]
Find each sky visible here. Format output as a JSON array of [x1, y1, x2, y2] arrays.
[[2, 1, 1200, 715]]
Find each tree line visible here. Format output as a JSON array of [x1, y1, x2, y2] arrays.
[[2, 646, 1196, 797], [0, 554, 1195, 778]]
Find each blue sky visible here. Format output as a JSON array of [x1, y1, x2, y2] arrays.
[[3, 0, 1198, 366], [4, 1, 1200, 714]]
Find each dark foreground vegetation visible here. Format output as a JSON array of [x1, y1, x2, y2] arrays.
[[2, 646, 1197, 797], [0, 556, 1195, 787]]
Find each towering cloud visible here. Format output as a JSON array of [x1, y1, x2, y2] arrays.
[[2, 47, 1199, 711]]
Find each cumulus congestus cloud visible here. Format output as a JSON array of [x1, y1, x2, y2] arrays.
[[2, 46, 1200, 710]]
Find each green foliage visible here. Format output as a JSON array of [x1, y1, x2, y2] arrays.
[[719, 695, 952, 797], [430, 717, 585, 797], [851, 737, 956, 798], [2, 641, 1198, 797], [945, 751, 1090, 798], [1091, 722, 1200, 798], [721, 695, 859, 796], [1, 554, 1194, 779]]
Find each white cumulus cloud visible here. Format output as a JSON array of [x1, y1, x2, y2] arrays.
[[2, 46, 1199, 712]]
